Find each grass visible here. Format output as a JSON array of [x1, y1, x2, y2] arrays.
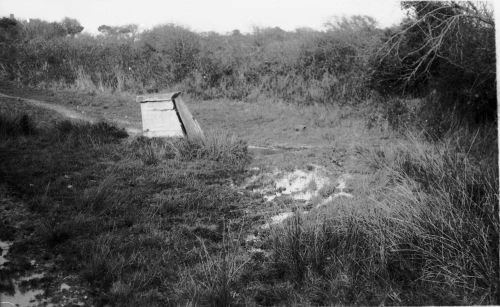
[[129, 129, 250, 171], [252, 125, 499, 305], [0, 88, 497, 306], [175, 226, 251, 306], [0, 82, 388, 150], [0, 107, 255, 305], [0, 113, 36, 138]]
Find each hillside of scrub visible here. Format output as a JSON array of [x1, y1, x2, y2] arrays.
[[0, 2, 496, 122]]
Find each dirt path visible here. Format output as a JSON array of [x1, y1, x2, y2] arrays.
[[0, 91, 331, 154], [0, 92, 142, 136], [0, 92, 94, 123]]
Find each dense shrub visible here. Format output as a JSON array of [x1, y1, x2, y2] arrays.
[[372, 1, 496, 123], [0, 15, 381, 105]]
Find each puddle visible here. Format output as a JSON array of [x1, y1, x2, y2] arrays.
[[1, 241, 48, 306], [0, 273, 47, 307], [274, 169, 326, 200], [245, 234, 258, 244], [59, 283, 71, 291], [261, 212, 294, 229], [244, 165, 331, 202], [0, 241, 13, 269], [316, 174, 354, 208], [244, 168, 355, 229], [249, 173, 356, 253], [263, 194, 277, 201], [316, 192, 353, 208]]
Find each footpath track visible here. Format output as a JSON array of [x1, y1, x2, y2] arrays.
[[0, 92, 331, 152]]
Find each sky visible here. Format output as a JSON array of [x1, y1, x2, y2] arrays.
[[0, 0, 406, 34]]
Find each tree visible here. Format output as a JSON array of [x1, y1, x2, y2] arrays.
[[22, 18, 66, 40], [98, 24, 138, 37], [140, 24, 200, 82], [0, 17, 23, 80], [325, 15, 378, 34], [373, 1, 496, 119], [61, 17, 84, 36], [324, 15, 383, 63], [0, 17, 23, 43]]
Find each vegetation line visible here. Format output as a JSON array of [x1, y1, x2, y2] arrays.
[[0, 92, 94, 122]]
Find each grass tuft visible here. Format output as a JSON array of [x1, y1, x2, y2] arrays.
[[130, 130, 251, 170], [177, 129, 250, 169], [257, 125, 499, 305], [54, 120, 128, 146], [176, 227, 250, 306], [0, 113, 36, 138]]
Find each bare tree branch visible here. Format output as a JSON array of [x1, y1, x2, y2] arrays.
[[375, 1, 495, 90]]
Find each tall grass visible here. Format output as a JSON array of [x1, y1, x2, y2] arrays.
[[180, 129, 250, 169], [54, 120, 128, 146], [373, 128, 499, 304], [131, 129, 250, 170], [266, 126, 498, 305], [176, 228, 250, 306]]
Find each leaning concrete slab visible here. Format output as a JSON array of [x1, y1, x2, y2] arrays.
[[136, 92, 205, 141]]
